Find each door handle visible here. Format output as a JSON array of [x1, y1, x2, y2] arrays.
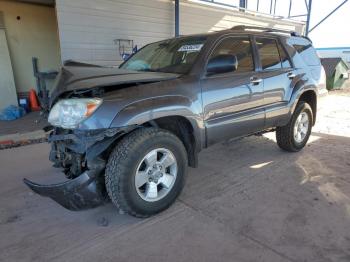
[[250, 77, 262, 85], [287, 72, 296, 79]]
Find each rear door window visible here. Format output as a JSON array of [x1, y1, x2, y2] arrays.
[[256, 38, 282, 70], [209, 37, 255, 73], [293, 44, 320, 66]]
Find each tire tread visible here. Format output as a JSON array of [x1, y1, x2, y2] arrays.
[[105, 127, 186, 218], [276, 101, 313, 152]]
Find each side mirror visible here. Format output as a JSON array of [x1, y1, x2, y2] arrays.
[[207, 54, 238, 75]]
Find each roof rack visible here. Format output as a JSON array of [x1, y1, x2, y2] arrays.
[[231, 25, 300, 37], [231, 25, 313, 43]]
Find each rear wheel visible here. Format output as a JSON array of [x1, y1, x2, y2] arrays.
[[276, 101, 313, 152], [105, 127, 187, 217]]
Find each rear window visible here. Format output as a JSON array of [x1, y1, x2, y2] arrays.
[[293, 44, 320, 66]]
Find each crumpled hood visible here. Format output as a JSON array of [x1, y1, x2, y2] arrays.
[[50, 64, 180, 105]]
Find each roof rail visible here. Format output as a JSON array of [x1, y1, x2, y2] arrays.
[[231, 25, 313, 43], [231, 25, 300, 37]]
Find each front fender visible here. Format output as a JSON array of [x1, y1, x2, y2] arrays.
[[110, 96, 205, 149]]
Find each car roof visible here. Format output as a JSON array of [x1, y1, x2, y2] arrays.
[[213, 29, 289, 38], [174, 26, 308, 42], [176, 29, 287, 38]]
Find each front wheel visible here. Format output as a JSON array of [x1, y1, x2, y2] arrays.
[[105, 127, 188, 217], [276, 101, 313, 152]]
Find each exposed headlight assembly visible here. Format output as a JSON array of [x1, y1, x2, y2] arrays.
[[48, 98, 102, 129]]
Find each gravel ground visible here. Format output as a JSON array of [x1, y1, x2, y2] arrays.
[[313, 89, 350, 137], [0, 89, 350, 262]]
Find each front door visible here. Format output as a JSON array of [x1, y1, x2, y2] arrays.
[[201, 36, 265, 146]]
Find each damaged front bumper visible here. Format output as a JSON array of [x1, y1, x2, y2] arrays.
[[23, 165, 107, 211], [23, 126, 135, 210]]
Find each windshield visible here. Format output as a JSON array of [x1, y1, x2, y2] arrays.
[[120, 36, 207, 74]]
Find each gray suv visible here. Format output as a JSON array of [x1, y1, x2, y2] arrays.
[[24, 26, 326, 217]]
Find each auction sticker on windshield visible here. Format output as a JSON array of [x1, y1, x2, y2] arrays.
[[178, 44, 204, 52]]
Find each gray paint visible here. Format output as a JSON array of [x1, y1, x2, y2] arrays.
[[50, 29, 322, 155], [25, 29, 322, 212]]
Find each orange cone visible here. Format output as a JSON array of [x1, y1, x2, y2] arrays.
[[29, 89, 41, 111]]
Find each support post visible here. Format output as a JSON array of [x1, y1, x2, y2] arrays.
[[175, 0, 179, 37], [309, 0, 348, 34], [288, 0, 292, 17], [270, 0, 273, 14], [305, 0, 312, 36], [273, 0, 277, 15]]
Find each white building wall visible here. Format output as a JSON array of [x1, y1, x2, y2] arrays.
[[55, 0, 304, 66]]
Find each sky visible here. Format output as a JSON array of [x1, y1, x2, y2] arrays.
[[215, 0, 350, 48]]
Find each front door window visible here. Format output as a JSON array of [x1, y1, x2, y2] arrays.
[[209, 37, 255, 74]]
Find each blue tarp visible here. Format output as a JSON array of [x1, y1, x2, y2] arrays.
[[0, 105, 26, 121]]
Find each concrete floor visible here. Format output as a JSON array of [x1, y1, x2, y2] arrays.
[[1, 90, 350, 262], [0, 111, 47, 136]]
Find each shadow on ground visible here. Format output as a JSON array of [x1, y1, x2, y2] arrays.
[[0, 131, 350, 262]]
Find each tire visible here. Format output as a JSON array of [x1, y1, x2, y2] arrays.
[[276, 101, 313, 152], [105, 127, 188, 217]]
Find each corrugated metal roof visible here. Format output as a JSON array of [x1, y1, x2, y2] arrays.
[[321, 57, 348, 77]]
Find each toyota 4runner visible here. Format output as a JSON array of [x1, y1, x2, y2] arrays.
[[24, 26, 326, 217]]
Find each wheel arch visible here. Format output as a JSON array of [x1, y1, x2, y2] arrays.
[[296, 90, 317, 125], [110, 97, 203, 168], [145, 115, 199, 168]]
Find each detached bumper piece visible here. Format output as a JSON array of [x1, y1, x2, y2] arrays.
[[23, 169, 107, 211], [23, 127, 137, 211]]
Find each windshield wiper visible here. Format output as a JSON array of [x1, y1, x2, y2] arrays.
[[139, 68, 164, 73]]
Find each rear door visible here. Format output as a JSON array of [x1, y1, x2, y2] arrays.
[[201, 36, 265, 146], [254, 37, 296, 127]]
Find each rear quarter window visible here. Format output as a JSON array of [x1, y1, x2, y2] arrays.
[[293, 43, 320, 66]]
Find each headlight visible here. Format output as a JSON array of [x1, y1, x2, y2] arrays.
[[48, 98, 102, 128]]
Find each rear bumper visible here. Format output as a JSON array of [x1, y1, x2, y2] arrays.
[[317, 86, 329, 98]]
